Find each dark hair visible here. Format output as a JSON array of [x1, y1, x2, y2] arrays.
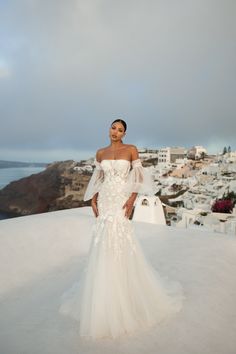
[[111, 119, 127, 132]]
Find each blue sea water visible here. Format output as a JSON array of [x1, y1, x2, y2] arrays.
[[0, 166, 46, 220], [0, 166, 45, 190]]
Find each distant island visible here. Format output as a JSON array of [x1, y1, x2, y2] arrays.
[[0, 160, 48, 169]]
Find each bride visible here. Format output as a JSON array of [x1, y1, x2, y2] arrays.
[[59, 119, 184, 340]]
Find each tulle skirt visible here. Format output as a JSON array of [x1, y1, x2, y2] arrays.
[[59, 212, 184, 340]]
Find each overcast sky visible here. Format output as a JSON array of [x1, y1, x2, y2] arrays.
[[0, 0, 235, 163]]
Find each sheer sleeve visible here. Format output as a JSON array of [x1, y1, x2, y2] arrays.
[[83, 159, 104, 201], [124, 159, 157, 196]]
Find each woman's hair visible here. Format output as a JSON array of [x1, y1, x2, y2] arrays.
[[111, 119, 127, 132]]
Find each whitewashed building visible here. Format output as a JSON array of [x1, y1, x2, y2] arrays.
[[132, 196, 166, 225], [188, 146, 207, 160], [138, 148, 159, 160], [222, 151, 236, 163], [158, 147, 186, 164]]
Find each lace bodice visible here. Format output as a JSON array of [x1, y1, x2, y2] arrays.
[[101, 159, 132, 181], [83, 158, 156, 201]]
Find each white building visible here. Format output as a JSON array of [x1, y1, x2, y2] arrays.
[[132, 196, 166, 225], [73, 165, 93, 173], [188, 146, 207, 160], [138, 148, 159, 160], [201, 163, 219, 176], [222, 151, 236, 163], [158, 147, 186, 164]]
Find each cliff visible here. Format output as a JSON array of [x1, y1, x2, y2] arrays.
[[0, 160, 91, 216]]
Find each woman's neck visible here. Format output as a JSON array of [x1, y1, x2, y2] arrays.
[[109, 141, 124, 150]]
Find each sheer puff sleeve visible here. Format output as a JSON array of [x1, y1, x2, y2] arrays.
[[83, 159, 104, 201], [124, 158, 157, 196]]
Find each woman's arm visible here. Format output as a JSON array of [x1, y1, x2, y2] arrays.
[[91, 192, 99, 217], [91, 150, 103, 217], [122, 146, 139, 218]]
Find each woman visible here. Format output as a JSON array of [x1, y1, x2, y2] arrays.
[[59, 119, 184, 340]]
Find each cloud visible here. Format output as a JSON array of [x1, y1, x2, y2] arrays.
[[0, 147, 94, 163], [0, 59, 11, 78], [0, 0, 236, 161]]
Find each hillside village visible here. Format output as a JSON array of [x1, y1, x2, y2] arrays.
[[76, 145, 236, 232], [1, 145, 236, 233]]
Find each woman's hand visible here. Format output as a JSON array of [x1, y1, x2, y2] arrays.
[[91, 194, 99, 217], [122, 194, 137, 219]]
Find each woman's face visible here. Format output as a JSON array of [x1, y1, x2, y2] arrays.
[[109, 122, 126, 142]]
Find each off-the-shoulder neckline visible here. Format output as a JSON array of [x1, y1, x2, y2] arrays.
[[97, 158, 140, 163]]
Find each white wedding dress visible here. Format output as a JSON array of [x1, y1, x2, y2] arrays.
[[59, 159, 184, 340]]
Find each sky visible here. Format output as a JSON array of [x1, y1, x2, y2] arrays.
[[0, 0, 235, 163]]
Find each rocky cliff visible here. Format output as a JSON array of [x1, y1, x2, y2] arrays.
[[0, 160, 91, 216]]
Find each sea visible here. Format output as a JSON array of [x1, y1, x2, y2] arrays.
[[0, 166, 46, 220]]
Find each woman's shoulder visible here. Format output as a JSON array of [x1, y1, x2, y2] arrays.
[[124, 144, 139, 158], [121, 144, 139, 161], [95, 147, 106, 162], [118, 143, 138, 152]]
